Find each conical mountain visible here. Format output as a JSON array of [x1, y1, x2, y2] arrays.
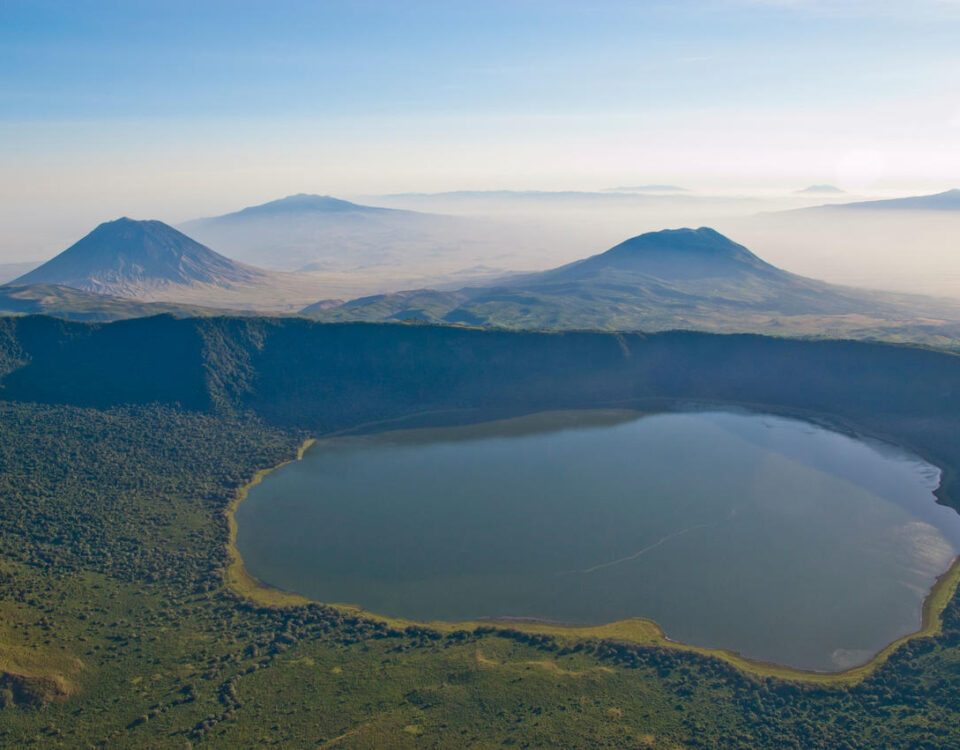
[[529, 227, 781, 283], [11, 218, 271, 297], [309, 226, 960, 338]]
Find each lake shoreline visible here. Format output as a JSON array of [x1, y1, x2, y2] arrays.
[[224, 407, 960, 685]]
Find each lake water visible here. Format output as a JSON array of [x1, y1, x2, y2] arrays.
[[236, 410, 960, 671]]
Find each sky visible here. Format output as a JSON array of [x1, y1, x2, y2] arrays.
[[1, 0, 959, 258]]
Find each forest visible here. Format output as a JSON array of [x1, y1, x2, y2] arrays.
[[1, 314, 960, 747]]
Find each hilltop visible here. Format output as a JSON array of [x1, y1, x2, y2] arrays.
[[308, 227, 960, 344], [214, 193, 396, 218], [179, 193, 504, 275], [797, 185, 844, 194]]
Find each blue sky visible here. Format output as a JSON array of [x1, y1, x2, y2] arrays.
[[1, 0, 959, 253], [3, 1, 956, 118]]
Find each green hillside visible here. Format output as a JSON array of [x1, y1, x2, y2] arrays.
[[2, 316, 960, 747], [0, 283, 232, 321]]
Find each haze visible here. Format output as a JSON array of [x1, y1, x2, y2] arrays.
[[2, 0, 959, 296]]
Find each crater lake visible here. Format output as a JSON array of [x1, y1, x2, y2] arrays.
[[235, 410, 960, 671]]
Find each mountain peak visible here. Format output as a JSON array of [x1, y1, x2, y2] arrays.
[[611, 226, 733, 250], [9, 218, 268, 295], [602, 227, 764, 262], [91, 216, 178, 236], [229, 193, 390, 218], [797, 184, 844, 194], [545, 227, 779, 282]]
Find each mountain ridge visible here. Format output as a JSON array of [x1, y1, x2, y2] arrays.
[[198, 193, 402, 220], [806, 189, 960, 212], [797, 185, 844, 194], [178, 193, 501, 274]]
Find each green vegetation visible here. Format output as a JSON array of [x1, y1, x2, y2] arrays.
[[225, 438, 315, 608], [0, 284, 234, 321], [3, 315, 960, 746]]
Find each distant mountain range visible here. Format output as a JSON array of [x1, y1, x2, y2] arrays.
[[604, 185, 688, 193], [799, 188, 960, 212], [4, 217, 960, 346], [796, 185, 844, 194], [308, 227, 960, 345], [180, 194, 507, 275], [210, 193, 393, 218], [717, 187, 960, 299], [374, 189, 703, 203]]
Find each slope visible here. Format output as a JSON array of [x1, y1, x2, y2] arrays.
[[812, 188, 960, 212], [7, 218, 348, 312], [719, 190, 960, 298], [12, 218, 271, 295], [180, 193, 511, 279], [0, 283, 235, 321], [308, 227, 960, 344], [3, 316, 960, 747]]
